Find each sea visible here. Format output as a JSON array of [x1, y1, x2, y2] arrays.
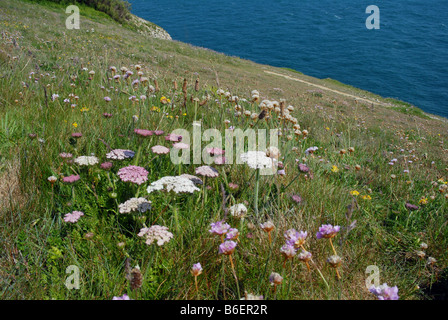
[[129, 0, 448, 118]]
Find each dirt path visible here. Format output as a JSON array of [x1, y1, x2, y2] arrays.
[[264, 70, 445, 122]]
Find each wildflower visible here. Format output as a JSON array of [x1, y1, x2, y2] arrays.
[[266, 146, 280, 160], [209, 220, 231, 236], [106, 149, 135, 160], [137, 225, 173, 246], [316, 224, 340, 239], [117, 166, 148, 185], [206, 147, 225, 156], [241, 292, 263, 300], [419, 198, 428, 205], [195, 165, 219, 178], [298, 250, 312, 262], [173, 142, 189, 149], [191, 263, 203, 277], [305, 146, 318, 155], [228, 183, 239, 190], [289, 195, 302, 205], [269, 272, 283, 286], [74, 156, 98, 166], [119, 198, 152, 214], [147, 176, 200, 194], [112, 294, 131, 300], [72, 122, 78, 128], [62, 174, 80, 183], [350, 190, 360, 196], [219, 240, 237, 255], [104, 96, 111, 102], [240, 151, 273, 170], [331, 165, 339, 173], [427, 257, 437, 266], [100, 162, 113, 170], [361, 195, 372, 200], [47, 175, 57, 184], [416, 251, 426, 259], [103, 112, 113, 118], [151, 145, 170, 155], [226, 228, 239, 241], [355, 164, 361, 171], [165, 133, 183, 142], [284, 229, 308, 248], [369, 283, 399, 300], [327, 255, 342, 268], [134, 129, 153, 137], [420, 242, 428, 250], [63, 211, 84, 223], [280, 243, 297, 260], [298, 163, 309, 173], [229, 203, 247, 219]]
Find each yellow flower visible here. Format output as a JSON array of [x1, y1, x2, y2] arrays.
[[72, 122, 78, 128], [361, 195, 372, 200], [350, 190, 360, 196], [325, 127, 330, 131], [80, 107, 89, 112], [331, 165, 339, 173], [419, 198, 428, 205]]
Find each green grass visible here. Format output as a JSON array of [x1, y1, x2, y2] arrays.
[[1, 0, 448, 301]]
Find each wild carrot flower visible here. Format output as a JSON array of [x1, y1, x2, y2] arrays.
[[119, 198, 152, 214], [106, 149, 135, 160], [117, 165, 148, 185], [62, 174, 80, 183], [74, 156, 98, 166], [195, 165, 219, 178], [137, 225, 173, 246], [369, 283, 399, 300], [100, 162, 113, 170], [147, 176, 200, 194], [151, 145, 170, 154], [63, 211, 84, 223]]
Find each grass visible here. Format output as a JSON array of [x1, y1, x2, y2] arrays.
[[1, 0, 448, 300]]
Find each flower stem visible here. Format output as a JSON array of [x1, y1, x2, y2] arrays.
[[254, 168, 260, 217], [329, 238, 338, 256]]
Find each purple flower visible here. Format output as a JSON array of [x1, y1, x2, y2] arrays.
[[284, 229, 307, 247], [117, 165, 149, 185], [191, 263, 203, 276], [71, 132, 82, 138], [316, 224, 340, 239], [103, 112, 113, 118], [291, 194, 302, 204], [369, 283, 399, 300], [112, 294, 131, 300], [165, 133, 182, 142], [298, 163, 309, 173], [219, 240, 237, 255], [104, 96, 111, 102], [225, 228, 239, 240], [62, 174, 80, 183], [209, 220, 231, 236], [280, 243, 297, 259], [59, 152, 73, 158], [154, 130, 165, 136]]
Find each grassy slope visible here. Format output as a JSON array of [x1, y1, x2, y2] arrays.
[[1, 0, 448, 300]]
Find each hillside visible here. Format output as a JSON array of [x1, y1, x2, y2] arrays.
[[0, 0, 447, 300]]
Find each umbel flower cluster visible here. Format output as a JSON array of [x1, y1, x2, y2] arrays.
[[146, 175, 200, 194], [119, 197, 152, 214], [137, 225, 173, 246]]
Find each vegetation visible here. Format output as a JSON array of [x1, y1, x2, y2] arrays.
[[1, 0, 447, 300]]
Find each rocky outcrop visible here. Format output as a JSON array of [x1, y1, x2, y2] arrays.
[[129, 14, 172, 41]]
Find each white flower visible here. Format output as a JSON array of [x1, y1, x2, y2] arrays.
[[147, 176, 200, 194], [229, 203, 247, 218], [74, 156, 99, 166], [106, 149, 135, 160], [119, 198, 152, 214], [240, 151, 273, 169], [138, 225, 173, 246]]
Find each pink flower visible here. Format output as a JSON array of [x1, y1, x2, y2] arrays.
[[117, 165, 148, 185], [219, 241, 237, 255], [206, 147, 225, 156], [195, 165, 219, 178], [62, 175, 80, 183], [151, 145, 170, 155], [173, 142, 189, 149], [165, 133, 182, 142], [209, 220, 230, 236], [134, 129, 153, 137], [316, 224, 340, 239], [64, 211, 84, 223]]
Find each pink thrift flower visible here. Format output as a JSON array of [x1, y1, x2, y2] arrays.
[[62, 175, 80, 183]]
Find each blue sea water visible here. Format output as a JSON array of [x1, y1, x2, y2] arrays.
[[129, 0, 448, 118]]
